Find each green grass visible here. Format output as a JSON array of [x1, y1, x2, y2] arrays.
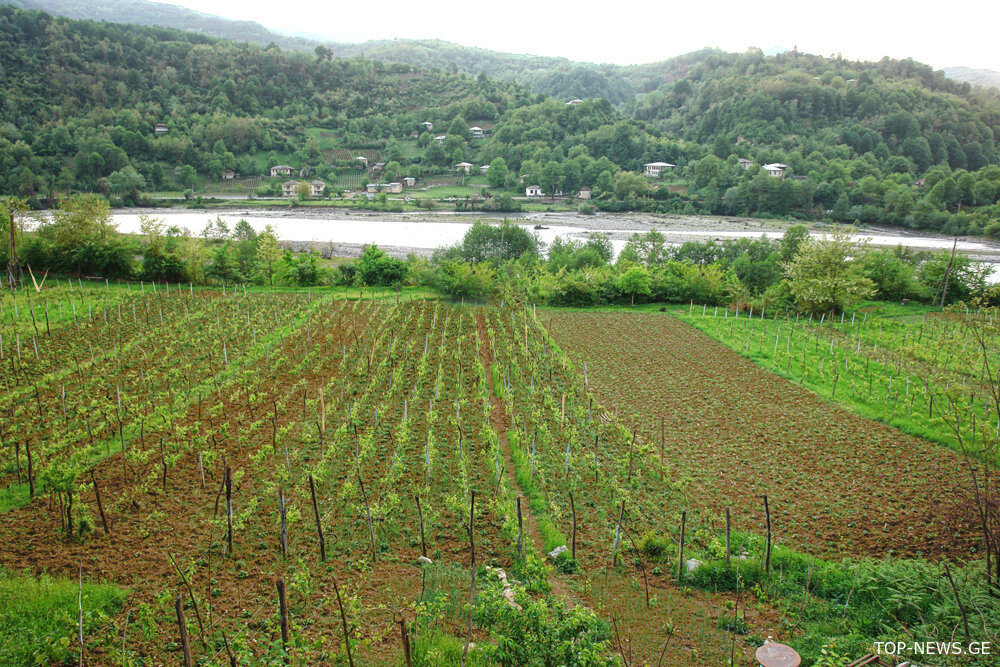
[[0, 570, 127, 666], [684, 533, 1000, 666], [422, 185, 482, 198]]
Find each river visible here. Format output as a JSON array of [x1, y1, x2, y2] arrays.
[[110, 209, 1000, 281]]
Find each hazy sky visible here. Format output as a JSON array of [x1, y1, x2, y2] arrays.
[[168, 0, 999, 71]]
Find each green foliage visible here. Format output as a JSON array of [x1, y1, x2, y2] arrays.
[[473, 569, 615, 667], [784, 227, 875, 313], [0, 570, 127, 666], [356, 244, 407, 286]]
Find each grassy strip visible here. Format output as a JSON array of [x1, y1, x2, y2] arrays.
[[676, 532, 1000, 666], [673, 305, 996, 462], [0, 569, 128, 666]]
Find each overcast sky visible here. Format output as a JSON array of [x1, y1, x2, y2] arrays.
[[167, 0, 999, 71]]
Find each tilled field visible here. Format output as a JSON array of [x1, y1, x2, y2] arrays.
[[547, 310, 977, 559]]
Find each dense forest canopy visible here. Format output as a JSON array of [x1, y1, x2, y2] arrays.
[[2, 6, 1000, 236]]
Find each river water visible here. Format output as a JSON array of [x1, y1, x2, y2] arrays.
[[110, 210, 1000, 282]]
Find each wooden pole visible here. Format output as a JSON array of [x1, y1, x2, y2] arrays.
[[569, 491, 577, 561], [415, 495, 426, 558], [91, 471, 109, 535], [724, 506, 731, 567], [516, 496, 523, 560], [461, 491, 476, 667], [225, 466, 233, 556], [399, 616, 412, 667], [332, 578, 355, 667], [277, 579, 290, 662], [175, 594, 192, 667], [763, 494, 772, 575], [310, 474, 326, 561], [279, 489, 288, 557], [678, 510, 687, 582], [358, 469, 376, 563]]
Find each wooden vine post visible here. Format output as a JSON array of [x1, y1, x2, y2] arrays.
[[277, 579, 290, 662], [678, 510, 687, 582], [516, 497, 523, 559], [461, 491, 476, 667], [415, 495, 427, 557], [309, 474, 326, 561], [763, 494, 772, 575], [91, 470, 109, 535], [569, 491, 577, 561], [175, 593, 192, 667], [332, 578, 355, 667], [225, 466, 233, 556]]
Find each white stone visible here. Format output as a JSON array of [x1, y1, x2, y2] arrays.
[[547, 545, 569, 559], [685, 558, 704, 573], [417, 556, 433, 565]]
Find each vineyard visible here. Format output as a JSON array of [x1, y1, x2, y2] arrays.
[[2, 286, 999, 665]]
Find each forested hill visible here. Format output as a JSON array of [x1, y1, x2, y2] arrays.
[[0, 6, 526, 196], [5, 0, 317, 51], [629, 48, 1000, 172]]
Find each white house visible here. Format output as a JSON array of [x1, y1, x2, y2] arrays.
[[566, 99, 583, 105], [403, 176, 416, 187], [270, 165, 294, 177], [643, 162, 675, 178], [222, 169, 236, 180], [309, 180, 326, 197], [479, 165, 490, 174], [421, 121, 434, 131], [366, 182, 403, 194], [578, 187, 592, 200], [455, 162, 474, 174], [762, 163, 788, 178], [282, 180, 298, 196], [738, 158, 754, 171], [154, 123, 169, 134], [434, 135, 447, 144], [525, 185, 543, 197], [355, 156, 369, 168], [469, 126, 484, 139]]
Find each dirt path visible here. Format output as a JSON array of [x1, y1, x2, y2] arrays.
[[475, 311, 571, 599]]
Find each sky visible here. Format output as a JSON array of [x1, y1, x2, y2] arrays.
[[166, 0, 1000, 71]]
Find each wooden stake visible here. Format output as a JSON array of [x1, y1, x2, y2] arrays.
[[415, 495, 427, 557], [310, 474, 326, 561], [516, 497, 523, 559], [569, 492, 577, 561], [225, 467, 233, 556], [175, 594, 192, 667], [678, 510, 686, 582], [461, 491, 476, 667], [763, 494, 772, 575], [279, 489, 288, 557], [724, 506, 731, 567], [91, 470, 109, 535], [332, 578, 355, 667], [277, 579, 290, 662]]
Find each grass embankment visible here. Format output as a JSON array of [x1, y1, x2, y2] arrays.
[[0, 570, 127, 665], [673, 300, 999, 462]]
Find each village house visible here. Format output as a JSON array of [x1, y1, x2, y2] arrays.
[[366, 182, 403, 194], [762, 163, 788, 178], [434, 135, 447, 145], [154, 123, 169, 134], [525, 185, 543, 197], [355, 156, 369, 168], [479, 165, 490, 174], [578, 187, 592, 200], [469, 126, 484, 139], [222, 169, 236, 180], [372, 162, 386, 173], [643, 162, 675, 178], [421, 121, 434, 131], [566, 99, 583, 105], [738, 158, 754, 171], [282, 180, 298, 196], [310, 180, 326, 197], [270, 165, 294, 177], [403, 176, 416, 187], [455, 162, 474, 174]]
